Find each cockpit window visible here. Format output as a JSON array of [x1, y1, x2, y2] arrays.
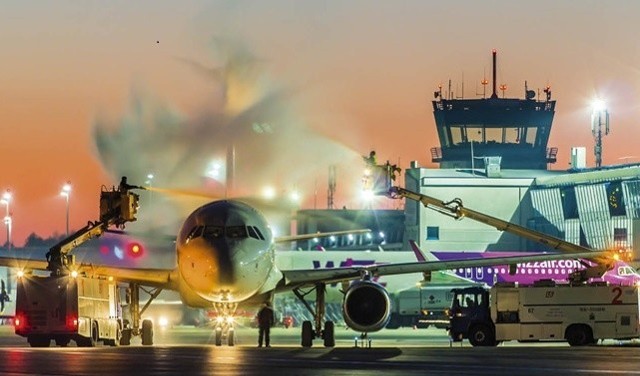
[[186, 226, 204, 242], [253, 226, 265, 240], [203, 226, 224, 239], [247, 226, 260, 240], [226, 226, 248, 239]]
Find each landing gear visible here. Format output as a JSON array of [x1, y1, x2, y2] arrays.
[[293, 283, 335, 348], [125, 283, 162, 346], [227, 329, 235, 346], [141, 319, 154, 346], [323, 321, 335, 347], [301, 321, 313, 347], [215, 328, 223, 346], [212, 302, 237, 346], [212, 325, 236, 346]]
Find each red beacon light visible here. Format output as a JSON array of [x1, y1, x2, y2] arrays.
[[127, 242, 144, 258]]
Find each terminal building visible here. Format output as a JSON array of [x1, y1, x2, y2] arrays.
[[403, 162, 640, 260]]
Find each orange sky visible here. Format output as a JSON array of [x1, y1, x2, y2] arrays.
[[1, 1, 640, 246]]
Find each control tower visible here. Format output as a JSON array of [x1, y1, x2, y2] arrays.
[[430, 50, 557, 170]]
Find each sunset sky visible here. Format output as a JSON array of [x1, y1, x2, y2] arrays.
[[1, 1, 639, 246]]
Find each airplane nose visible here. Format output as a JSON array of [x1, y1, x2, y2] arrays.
[[180, 239, 235, 296]]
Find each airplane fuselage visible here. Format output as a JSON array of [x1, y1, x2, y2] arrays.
[[175, 200, 276, 307], [431, 251, 640, 286]]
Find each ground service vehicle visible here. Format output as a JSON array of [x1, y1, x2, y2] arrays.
[[15, 275, 122, 347], [12, 180, 154, 347], [386, 282, 483, 329], [449, 281, 640, 346]]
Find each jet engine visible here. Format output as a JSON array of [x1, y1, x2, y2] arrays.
[[342, 280, 391, 332]]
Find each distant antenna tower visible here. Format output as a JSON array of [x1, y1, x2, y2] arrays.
[[591, 100, 610, 168], [327, 165, 336, 209], [490, 49, 498, 99]]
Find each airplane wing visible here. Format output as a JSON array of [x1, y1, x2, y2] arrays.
[[277, 250, 611, 291], [74, 264, 177, 288], [0, 251, 178, 289], [275, 229, 370, 243]]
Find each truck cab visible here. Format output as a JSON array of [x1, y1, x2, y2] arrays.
[[449, 286, 492, 344]]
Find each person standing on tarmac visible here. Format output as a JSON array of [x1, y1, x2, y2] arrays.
[[257, 302, 275, 347]]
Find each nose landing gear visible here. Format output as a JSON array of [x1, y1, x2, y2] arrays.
[[212, 302, 238, 346]]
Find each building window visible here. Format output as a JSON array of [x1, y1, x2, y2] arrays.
[[614, 228, 627, 242], [560, 187, 579, 219], [426, 226, 439, 240]]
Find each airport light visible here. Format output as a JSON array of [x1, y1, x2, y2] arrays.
[[60, 182, 71, 236], [289, 190, 301, 204], [1, 190, 11, 249], [262, 186, 276, 201], [145, 173, 155, 187]]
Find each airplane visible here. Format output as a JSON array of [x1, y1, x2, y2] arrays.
[[0, 198, 616, 347], [409, 240, 640, 287]]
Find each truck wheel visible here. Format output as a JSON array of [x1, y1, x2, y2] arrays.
[[28, 337, 50, 348], [566, 325, 592, 346], [301, 320, 313, 347], [120, 328, 132, 346], [141, 319, 154, 346], [468, 324, 496, 347], [55, 337, 70, 347], [449, 331, 463, 342], [89, 322, 99, 347], [323, 321, 335, 348]]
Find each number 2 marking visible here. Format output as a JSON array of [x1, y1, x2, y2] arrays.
[[612, 287, 623, 305]]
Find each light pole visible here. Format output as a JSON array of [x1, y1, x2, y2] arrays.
[[1, 190, 11, 250], [60, 182, 71, 236]]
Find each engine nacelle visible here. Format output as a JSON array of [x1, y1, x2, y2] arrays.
[[342, 280, 391, 333]]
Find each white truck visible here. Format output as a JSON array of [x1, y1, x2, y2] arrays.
[[15, 274, 123, 347], [386, 282, 483, 329], [449, 281, 640, 346]]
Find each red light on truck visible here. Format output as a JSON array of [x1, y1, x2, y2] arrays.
[[14, 314, 25, 329], [66, 316, 78, 330]]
